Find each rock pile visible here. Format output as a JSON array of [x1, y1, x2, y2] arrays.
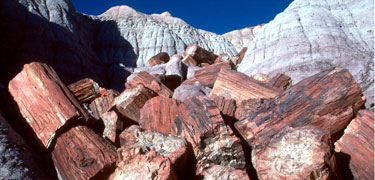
[[2, 44, 372, 180]]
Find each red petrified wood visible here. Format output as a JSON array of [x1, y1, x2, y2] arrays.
[[126, 71, 173, 98], [267, 73, 292, 91], [183, 44, 218, 65], [67, 78, 101, 103], [147, 52, 170, 67], [52, 126, 117, 180], [252, 126, 337, 180], [89, 89, 119, 120], [8, 62, 88, 149], [335, 109, 374, 180], [234, 68, 366, 147]]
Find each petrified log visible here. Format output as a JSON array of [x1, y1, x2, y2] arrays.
[[239, 47, 248, 60], [267, 73, 292, 91], [147, 52, 170, 67], [251, 73, 270, 83], [252, 126, 337, 180], [8, 62, 89, 149], [67, 78, 100, 103], [110, 85, 156, 122], [89, 89, 119, 120], [210, 95, 236, 117], [201, 165, 250, 180], [0, 112, 48, 180], [234, 98, 270, 121], [109, 150, 177, 180], [210, 69, 282, 103], [52, 126, 117, 180], [182, 62, 232, 88], [126, 71, 173, 98], [335, 109, 374, 180], [101, 111, 124, 144], [235, 68, 366, 147], [139, 96, 246, 174], [119, 125, 188, 175], [184, 44, 218, 64], [172, 82, 211, 102]]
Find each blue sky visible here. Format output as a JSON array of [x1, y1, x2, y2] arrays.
[[71, 0, 293, 34]]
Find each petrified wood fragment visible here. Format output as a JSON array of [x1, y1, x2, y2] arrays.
[[126, 71, 173, 98], [89, 90, 118, 120], [251, 73, 270, 83], [210, 95, 236, 117], [210, 69, 282, 103], [252, 126, 337, 180], [182, 62, 232, 88], [8, 62, 88, 149], [184, 44, 218, 65], [335, 109, 374, 180], [239, 47, 248, 60], [147, 52, 170, 67], [67, 78, 100, 103], [201, 165, 250, 180], [110, 85, 156, 122], [267, 73, 292, 91], [173, 83, 211, 102], [234, 98, 270, 121], [109, 150, 177, 180], [182, 55, 198, 66], [235, 68, 366, 147], [101, 111, 124, 144], [214, 53, 231, 64], [52, 126, 117, 180]]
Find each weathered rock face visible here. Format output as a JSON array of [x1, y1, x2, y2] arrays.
[[99, 6, 238, 67], [223, 24, 264, 51], [201, 165, 250, 180], [237, 0, 374, 107], [335, 109, 374, 180]]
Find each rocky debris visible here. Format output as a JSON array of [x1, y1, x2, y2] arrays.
[[223, 25, 264, 51], [101, 111, 123, 144], [119, 125, 188, 172], [252, 126, 337, 180], [67, 78, 101, 103], [184, 44, 219, 65], [89, 89, 119, 120], [147, 52, 170, 67], [251, 73, 270, 83], [0, 112, 48, 180], [237, 0, 374, 107], [182, 62, 232, 88], [52, 126, 117, 180], [173, 83, 211, 102], [126, 71, 173, 98], [110, 85, 156, 122], [235, 68, 366, 147], [109, 150, 177, 180], [214, 54, 231, 64], [8, 62, 89, 149], [201, 165, 250, 180], [267, 73, 292, 91], [335, 109, 374, 180]]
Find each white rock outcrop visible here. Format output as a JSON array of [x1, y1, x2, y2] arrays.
[[238, 0, 374, 106], [222, 24, 264, 51]]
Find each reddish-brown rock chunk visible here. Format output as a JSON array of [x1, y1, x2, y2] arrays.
[[335, 109, 374, 180], [67, 78, 100, 103], [8, 62, 88, 149], [235, 68, 366, 147], [267, 73, 292, 91], [101, 111, 124, 144], [234, 98, 269, 121], [252, 126, 337, 180], [126, 71, 173, 98], [182, 55, 198, 66], [147, 52, 170, 67], [52, 126, 117, 180], [89, 89, 119, 120], [184, 44, 218, 65]]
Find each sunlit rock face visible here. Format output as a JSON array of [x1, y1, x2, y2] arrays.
[[222, 24, 264, 51], [98, 6, 238, 67], [238, 0, 374, 107]]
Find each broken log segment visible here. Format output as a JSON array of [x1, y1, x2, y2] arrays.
[[252, 126, 337, 180], [147, 52, 170, 67], [89, 89, 118, 120], [67, 78, 100, 103], [52, 126, 117, 180], [8, 62, 89, 149], [234, 68, 366, 148], [125, 71, 173, 98], [335, 109, 374, 180], [184, 44, 218, 65], [267, 73, 292, 91]]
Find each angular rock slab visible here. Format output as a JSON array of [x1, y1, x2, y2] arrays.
[[335, 109, 374, 180], [89, 89, 119, 120], [126, 71, 173, 98], [235, 68, 366, 147], [8, 62, 88, 149], [101, 111, 124, 144], [67, 78, 101, 103], [252, 126, 337, 180], [109, 150, 177, 180], [52, 126, 117, 180]]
